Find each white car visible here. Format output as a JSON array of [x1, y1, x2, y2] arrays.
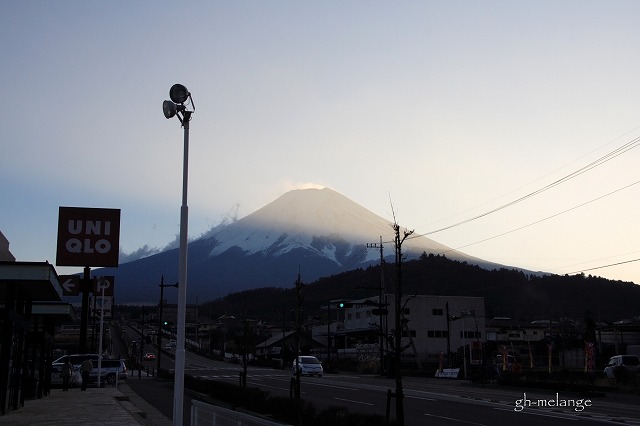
[[604, 355, 640, 379], [292, 356, 323, 377]]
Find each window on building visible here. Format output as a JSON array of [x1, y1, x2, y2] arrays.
[[427, 330, 448, 338], [432, 308, 444, 316]]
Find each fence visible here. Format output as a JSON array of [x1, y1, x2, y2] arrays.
[[190, 399, 287, 426]]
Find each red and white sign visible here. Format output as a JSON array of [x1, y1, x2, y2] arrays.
[[56, 207, 121, 267]]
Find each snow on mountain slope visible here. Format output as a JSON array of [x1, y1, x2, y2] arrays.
[[207, 187, 475, 266], [102, 186, 503, 303]]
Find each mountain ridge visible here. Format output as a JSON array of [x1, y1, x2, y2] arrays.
[[98, 187, 507, 304]]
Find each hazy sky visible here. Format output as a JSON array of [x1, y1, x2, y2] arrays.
[[2, 1, 640, 287]]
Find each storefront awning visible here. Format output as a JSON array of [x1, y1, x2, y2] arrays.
[[0, 261, 63, 301], [31, 301, 76, 323]]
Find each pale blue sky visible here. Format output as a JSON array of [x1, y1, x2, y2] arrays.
[[2, 1, 640, 286]]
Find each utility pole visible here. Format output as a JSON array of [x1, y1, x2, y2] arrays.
[[392, 221, 413, 426], [158, 276, 178, 372], [327, 299, 331, 369], [366, 236, 386, 375], [294, 271, 303, 399], [139, 305, 145, 379]]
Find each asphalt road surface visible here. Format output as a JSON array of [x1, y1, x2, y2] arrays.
[[113, 328, 640, 425]]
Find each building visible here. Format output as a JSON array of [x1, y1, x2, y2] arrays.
[[0, 231, 76, 415], [314, 294, 486, 367], [157, 302, 199, 324], [0, 231, 15, 262]]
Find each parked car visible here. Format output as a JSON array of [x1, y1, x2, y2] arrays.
[[50, 363, 82, 388], [292, 356, 323, 377], [143, 353, 156, 361], [51, 359, 127, 387], [91, 359, 127, 384], [604, 355, 640, 379], [52, 354, 102, 368]]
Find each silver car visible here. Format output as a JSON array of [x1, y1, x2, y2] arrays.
[[51, 363, 82, 387], [89, 359, 128, 384]]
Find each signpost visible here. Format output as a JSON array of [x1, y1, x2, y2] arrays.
[[56, 207, 121, 352]]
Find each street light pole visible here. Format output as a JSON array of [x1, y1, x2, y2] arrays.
[[163, 84, 195, 426], [174, 110, 190, 426]]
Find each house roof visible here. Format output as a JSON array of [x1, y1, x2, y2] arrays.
[[256, 330, 326, 349], [257, 330, 297, 349]]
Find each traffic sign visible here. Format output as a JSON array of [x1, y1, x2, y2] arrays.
[[93, 276, 114, 296], [59, 275, 81, 296], [90, 295, 113, 319]]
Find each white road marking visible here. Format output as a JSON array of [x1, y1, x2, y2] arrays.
[[333, 397, 373, 406]]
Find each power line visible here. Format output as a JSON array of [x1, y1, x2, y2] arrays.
[[552, 250, 640, 273], [417, 135, 640, 237], [367, 131, 640, 277], [433, 178, 640, 254], [566, 258, 640, 275], [418, 125, 640, 231]]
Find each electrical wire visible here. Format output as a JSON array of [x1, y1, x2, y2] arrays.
[[421, 136, 640, 237], [566, 258, 640, 275], [433, 178, 640, 254]]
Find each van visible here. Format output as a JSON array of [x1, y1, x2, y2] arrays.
[[604, 355, 640, 379]]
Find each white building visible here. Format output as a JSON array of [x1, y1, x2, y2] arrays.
[[314, 294, 485, 366]]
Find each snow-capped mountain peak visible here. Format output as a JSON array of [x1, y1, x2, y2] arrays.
[[100, 186, 497, 303], [206, 187, 470, 266]]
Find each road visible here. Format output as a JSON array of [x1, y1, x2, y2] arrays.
[[115, 326, 640, 425], [171, 351, 640, 425]]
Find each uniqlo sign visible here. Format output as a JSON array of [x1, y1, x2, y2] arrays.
[[56, 207, 121, 267]]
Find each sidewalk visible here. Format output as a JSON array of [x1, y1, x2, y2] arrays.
[[0, 379, 172, 426]]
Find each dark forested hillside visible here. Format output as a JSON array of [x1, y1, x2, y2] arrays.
[[200, 253, 640, 324]]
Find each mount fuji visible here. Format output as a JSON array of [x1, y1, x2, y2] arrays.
[[100, 187, 499, 304]]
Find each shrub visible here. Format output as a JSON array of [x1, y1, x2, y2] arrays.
[[193, 378, 392, 425]]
